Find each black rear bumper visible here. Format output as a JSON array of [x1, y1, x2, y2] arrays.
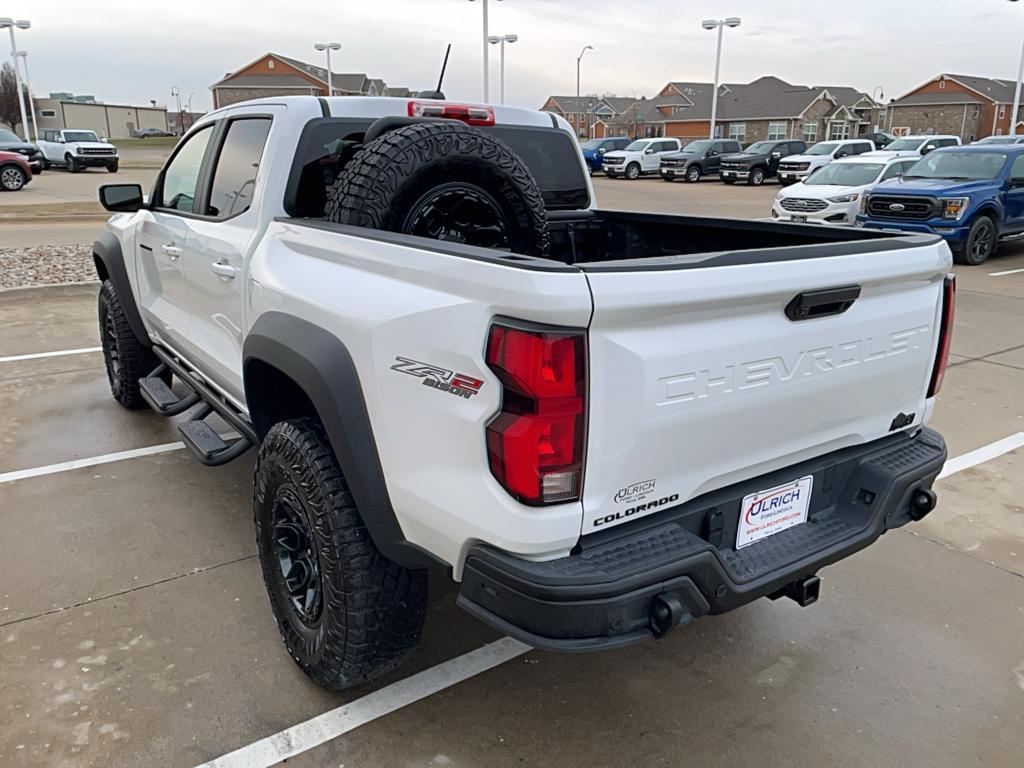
[[457, 428, 947, 651]]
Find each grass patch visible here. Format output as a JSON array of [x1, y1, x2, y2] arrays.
[[110, 137, 179, 149]]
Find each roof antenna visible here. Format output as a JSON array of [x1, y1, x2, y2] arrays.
[[417, 43, 450, 100]]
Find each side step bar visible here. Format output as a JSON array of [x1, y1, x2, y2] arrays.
[[140, 347, 259, 466]]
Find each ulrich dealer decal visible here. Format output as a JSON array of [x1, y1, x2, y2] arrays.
[[391, 356, 483, 399]]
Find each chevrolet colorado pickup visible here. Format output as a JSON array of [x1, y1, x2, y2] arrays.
[[858, 144, 1023, 265], [94, 95, 953, 690]]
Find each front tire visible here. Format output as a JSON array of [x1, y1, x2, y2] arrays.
[[624, 162, 641, 180], [0, 165, 27, 191], [685, 165, 701, 183], [748, 167, 766, 186], [66, 154, 80, 173], [98, 280, 160, 409], [254, 418, 428, 690], [956, 216, 996, 265], [107, 161, 119, 173]]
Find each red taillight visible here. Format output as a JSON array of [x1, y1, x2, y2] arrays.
[[928, 274, 956, 397], [408, 100, 496, 126], [485, 322, 587, 506]]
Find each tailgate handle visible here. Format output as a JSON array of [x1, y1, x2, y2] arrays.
[[785, 285, 861, 321]]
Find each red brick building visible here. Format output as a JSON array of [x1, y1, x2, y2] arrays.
[[885, 74, 1019, 141]]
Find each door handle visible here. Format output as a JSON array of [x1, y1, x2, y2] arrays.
[[210, 261, 237, 279], [160, 244, 182, 259]]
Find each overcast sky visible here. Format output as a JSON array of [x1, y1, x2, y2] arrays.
[[9, 0, 1024, 113]]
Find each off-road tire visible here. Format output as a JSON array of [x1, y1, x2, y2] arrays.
[[66, 154, 80, 173], [326, 121, 549, 258], [955, 215, 996, 266], [254, 418, 428, 690], [98, 280, 159, 409], [107, 162, 119, 174]]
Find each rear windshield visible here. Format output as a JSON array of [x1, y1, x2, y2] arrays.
[[886, 138, 926, 151], [286, 118, 590, 217]]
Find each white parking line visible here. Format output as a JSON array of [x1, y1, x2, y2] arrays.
[[0, 432, 242, 485], [0, 346, 102, 363], [988, 267, 1024, 277], [0, 442, 186, 484], [195, 637, 531, 768], [937, 432, 1024, 479]]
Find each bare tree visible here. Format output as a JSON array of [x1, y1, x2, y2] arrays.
[[0, 63, 29, 134]]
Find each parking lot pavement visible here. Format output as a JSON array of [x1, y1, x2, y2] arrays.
[[0, 166, 157, 210], [592, 174, 778, 218], [2, 203, 1024, 768]]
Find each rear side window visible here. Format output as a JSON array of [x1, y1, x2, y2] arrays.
[[206, 118, 272, 218]]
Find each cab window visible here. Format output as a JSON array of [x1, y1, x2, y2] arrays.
[[205, 118, 272, 218], [157, 125, 214, 213]]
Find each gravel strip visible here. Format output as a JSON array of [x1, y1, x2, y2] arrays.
[[0, 245, 97, 290]]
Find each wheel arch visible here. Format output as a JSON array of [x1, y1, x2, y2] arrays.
[[243, 312, 431, 569], [92, 231, 149, 346]]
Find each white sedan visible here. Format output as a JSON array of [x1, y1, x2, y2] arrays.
[[771, 156, 920, 225]]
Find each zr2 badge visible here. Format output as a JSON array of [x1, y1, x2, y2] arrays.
[[391, 356, 483, 399]]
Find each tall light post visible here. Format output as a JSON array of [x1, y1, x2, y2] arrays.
[[701, 17, 741, 140], [488, 34, 517, 104], [576, 44, 593, 98], [0, 18, 31, 141], [314, 42, 341, 95], [468, 0, 503, 102], [171, 85, 183, 136], [15, 51, 37, 141]]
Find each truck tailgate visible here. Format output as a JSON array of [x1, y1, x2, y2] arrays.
[[580, 241, 951, 533]]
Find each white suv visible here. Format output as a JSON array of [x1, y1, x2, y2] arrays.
[[865, 134, 960, 159], [777, 139, 875, 185], [602, 137, 682, 179], [38, 128, 119, 173], [771, 155, 920, 225]]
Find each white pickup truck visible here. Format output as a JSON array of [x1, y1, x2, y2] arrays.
[[93, 96, 952, 690], [38, 128, 119, 173]]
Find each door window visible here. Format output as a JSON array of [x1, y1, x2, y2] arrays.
[[157, 125, 214, 213], [880, 162, 905, 181], [1009, 154, 1024, 184], [205, 118, 272, 218]]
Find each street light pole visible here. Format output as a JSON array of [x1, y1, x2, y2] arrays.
[[16, 51, 37, 142], [702, 17, 741, 140], [171, 85, 183, 136], [469, 0, 503, 102], [0, 18, 31, 141], [488, 34, 517, 104], [314, 42, 341, 96], [576, 44, 593, 98], [1012, 36, 1024, 135]]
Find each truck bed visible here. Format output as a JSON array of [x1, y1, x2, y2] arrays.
[[291, 209, 940, 272]]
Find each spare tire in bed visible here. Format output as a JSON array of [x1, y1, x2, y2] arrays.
[[325, 121, 550, 257]]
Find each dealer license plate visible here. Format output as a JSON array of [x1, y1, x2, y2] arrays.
[[736, 475, 813, 549]]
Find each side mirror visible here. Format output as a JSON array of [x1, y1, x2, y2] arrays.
[[771, 152, 782, 159], [57, 136, 65, 144], [598, 147, 606, 154], [645, 147, 655, 154], [921, 145, 935, 155], [100, 136, 108, 143], [707, 150, 718, 157], [99, 183, 144, 213], [835, 151, 848, 158]]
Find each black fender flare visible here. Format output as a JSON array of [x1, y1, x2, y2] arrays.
[[92, 232, 150, 346], [243, 312, 429, 569]]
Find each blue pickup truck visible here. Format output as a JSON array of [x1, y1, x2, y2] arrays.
[[858, 144, 1024, 264], [579, 136, 631, 174]]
